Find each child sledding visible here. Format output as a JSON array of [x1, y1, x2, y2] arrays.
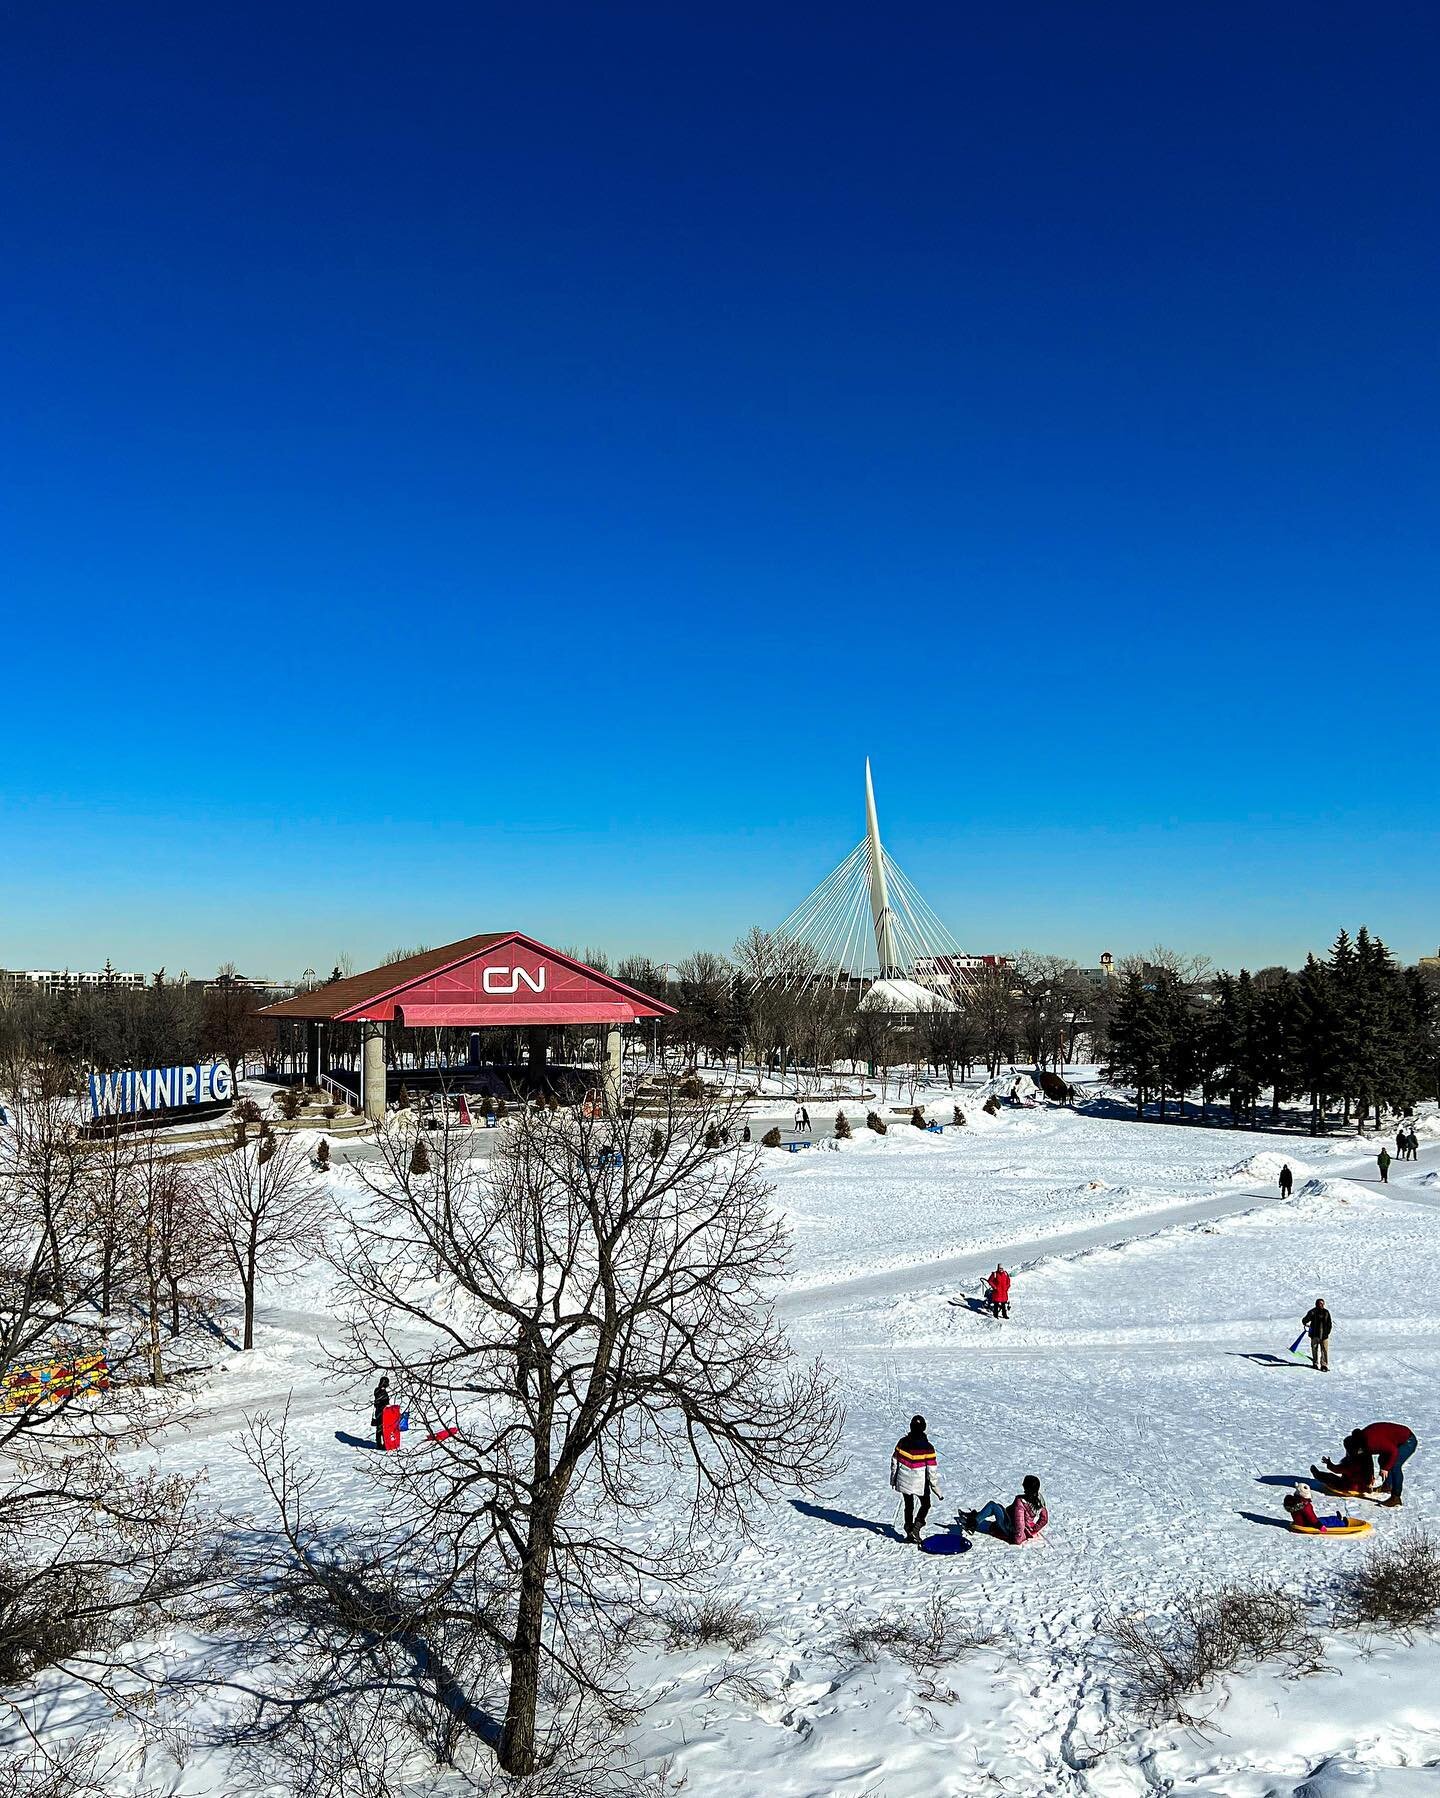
[[1282, 1481, 1369, 1536], [962, 1474, 1048, 1544]]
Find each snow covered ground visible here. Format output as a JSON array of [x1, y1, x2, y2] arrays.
[[18, 1099, 1440, 1794]]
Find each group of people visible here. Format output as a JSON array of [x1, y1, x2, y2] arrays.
[[1393, 1127, 1422, 1162], [793, 1106, 813, 1134], [1287, 1423, 1421, 1531], [1314, 1420, 1419, 1507], [889, 1415, 1047, 1548]]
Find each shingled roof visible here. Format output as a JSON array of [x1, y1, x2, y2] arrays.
[[259, 934, 510, 1021], [256, 931, 674, 1025]]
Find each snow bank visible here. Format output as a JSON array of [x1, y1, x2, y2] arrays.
[[1297, 1177, 1372, 1202], [1224, 1150, 1309, 1185]]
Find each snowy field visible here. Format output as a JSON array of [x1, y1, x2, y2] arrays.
[[22, 1098, 1440, 1795]]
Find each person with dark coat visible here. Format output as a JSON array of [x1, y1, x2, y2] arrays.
[[1377, 1148, 1392, 1184], [372, 1375, 391, 1448], [1278, 1164, 1294, 1198], [890, 1415, 943, 1544], [1317, 1431, 1375, 1495], [1301, 1298, 1333, 1371]]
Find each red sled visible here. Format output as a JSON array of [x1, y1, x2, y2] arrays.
[[428, 1426, 460, 1444], [381, 1403, 402, 1451]]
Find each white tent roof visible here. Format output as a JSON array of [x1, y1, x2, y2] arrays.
[[857, 977, 954, 1014]]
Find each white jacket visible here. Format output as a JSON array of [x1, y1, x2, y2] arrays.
[[890, 1444, 942, 1498]]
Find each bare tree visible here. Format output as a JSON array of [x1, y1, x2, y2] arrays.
[[962, 963, 1017, 1078], [0, 1088, 224, 1776], [200, 1130, 325, 1349], [241, 1097, 841, 1783], [0, 1052, 90, 1300]]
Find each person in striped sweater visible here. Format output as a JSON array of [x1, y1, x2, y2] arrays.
[[890, 1415, 943, 1544]]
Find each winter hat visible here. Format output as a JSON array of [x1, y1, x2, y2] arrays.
[[910, 1414, 927, 1434]]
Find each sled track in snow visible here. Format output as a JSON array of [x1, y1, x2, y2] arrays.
[[777, 1186, 1287, 1317]]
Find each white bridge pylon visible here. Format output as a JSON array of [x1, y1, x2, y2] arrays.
[[769, 759, 964, 997]]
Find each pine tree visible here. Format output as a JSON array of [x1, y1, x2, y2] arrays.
[[834, 1110, 852, 1139], [1105, 969, 1161, 1118], [1294, 954, 1340, 1135]]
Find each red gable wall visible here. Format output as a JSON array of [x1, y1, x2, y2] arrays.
[[339, 935, 671, 1027]]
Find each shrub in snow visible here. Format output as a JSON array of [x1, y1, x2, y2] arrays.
[[1342, 1529, 1440, 1631], [258, 1128, 277, 1164], [1107, 1585, 1320, 1723], [983, 1096, 1000, 1116], [704, 1124, 722, 1149], [648, 1128, 664, 1158], [761, 1126, 782, 1148], [397, 1084, 412, 1110], [911, 1107, 927, 1130], [314, 1139, 330, 1170], [679, 1073, 704, 1100], [866, 1111, 888, 1135], [661, 1597, 763, 1654], [837, 1595, 997, 1671], [276, 1085, 302, 1122], [409, 1135, 430, 1175], [233, 1098, 263, 1126], [834, 1110, 852, 1139], [953, 1105, 966, 1126]]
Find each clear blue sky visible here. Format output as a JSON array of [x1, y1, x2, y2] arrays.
[[3, 3, 1436, 978]]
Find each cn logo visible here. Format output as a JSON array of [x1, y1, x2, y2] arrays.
[[482, 965, 547, 996]]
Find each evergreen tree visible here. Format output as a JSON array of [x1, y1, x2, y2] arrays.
[[1104, 969, 1160, 1118]]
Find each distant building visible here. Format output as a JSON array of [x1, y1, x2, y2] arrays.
[[1080, 950, 1118, 988], [190, 972, 297, 1001], [0, 961, 147, 997], [1419, 948, 1440, 972]]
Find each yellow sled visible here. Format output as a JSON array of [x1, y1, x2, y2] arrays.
[[1290, 1517, 1372, 1537]]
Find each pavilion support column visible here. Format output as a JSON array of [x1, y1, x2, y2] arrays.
[[305, 1021, 320, 1086], [361, 1020, 388, 1123], [526, 1027, 549, 1078], [602, 1025, 624, 1113]]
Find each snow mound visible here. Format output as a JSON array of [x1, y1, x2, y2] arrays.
[[1224, 1150, 1307, 1184], [1297, 1177, 1372, 1203]]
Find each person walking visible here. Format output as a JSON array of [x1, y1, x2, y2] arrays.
[[1278, 1163, 1294, 1199], [1301, 1297, 1333, 1371], [793, 1106, 804, 1134], [1377, 1147, 1391, 1184], [890, 1415, 943, 1544], [800, 1105, 812, 1134], [371, 1374, 391, 1448]]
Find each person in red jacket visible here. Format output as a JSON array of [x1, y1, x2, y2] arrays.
[[985, 1265, 1011, 1319], [1357, 1421, 1418, 1507]]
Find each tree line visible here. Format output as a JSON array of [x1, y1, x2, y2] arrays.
[[1104, 928, 1440, 1131]]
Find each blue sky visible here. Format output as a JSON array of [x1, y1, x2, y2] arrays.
[[3, 3, 1436, 977]]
